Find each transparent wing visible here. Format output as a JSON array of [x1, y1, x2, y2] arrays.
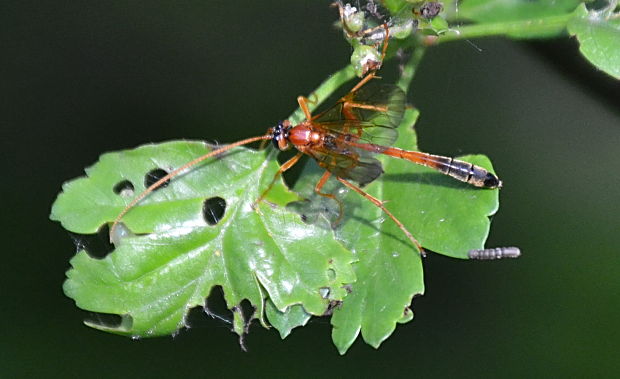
[[307, 144, 383, 187], [311, 82, 405, 146]]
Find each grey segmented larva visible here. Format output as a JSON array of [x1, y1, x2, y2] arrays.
[[468, 247, 521, 260]]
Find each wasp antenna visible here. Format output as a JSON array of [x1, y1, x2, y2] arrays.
[[468, 246, 521, 260], [109, 134, 271, 242]]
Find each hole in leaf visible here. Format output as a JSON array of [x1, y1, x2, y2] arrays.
[[203, 197, 227, 225], [203, 286, 233, 326], [112, 180, 135, 197], [403, 306, 412, 317], [83, 311, 131, 330], [237, 299, 256, 327], [232, 299, 255, 351], [398, 305, 415, 323], [323, 300, 342, 316], [69, 224, 115, 259], [326, 268, 336, 281], [144, 168, 170, 191], [319, 287, 331, 299], [109, 222, 136, 247], [185, 306, 206, 329], [185, 305, 231, 332], [85, 312, 122, 327], [342, 284, 353, 294]]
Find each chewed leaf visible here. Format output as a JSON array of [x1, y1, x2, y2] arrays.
[[52, 141, 355, 338], [265, 301, 312, 339], [294, 108, 500, 353]]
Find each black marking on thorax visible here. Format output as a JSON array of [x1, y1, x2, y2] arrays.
[[323, 134, 337, 150]]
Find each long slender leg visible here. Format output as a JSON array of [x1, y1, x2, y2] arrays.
[[297, 96, 313, 121], [340, 72, 384, 120], [254, 152, 304, 206], [298, 93, 319, 107], [336, 177, 425, 255], [377, 23, 390, 63], [349, 72, 378, 94], [110, 134, 270, 240], [345, 23, 390, 110], [314, 171, 345, 226]]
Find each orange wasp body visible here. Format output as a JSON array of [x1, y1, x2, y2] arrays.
[[111, 72, 501, 254], [258, 74, 500, 252], [111, 21, 500, 253]]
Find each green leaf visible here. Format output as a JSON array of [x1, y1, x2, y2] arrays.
[[459, 0, 582, 23], [52, 141, 356, 338], [265, 301, 312, 339], [454, 0, 582, 39], [382, 0, 410, 15], [430, 16, 451, 34], [293, 108, 500, 353], [568, 4, 620, 79]]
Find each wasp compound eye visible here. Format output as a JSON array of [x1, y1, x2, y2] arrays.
[[271, 126, 281, 149]]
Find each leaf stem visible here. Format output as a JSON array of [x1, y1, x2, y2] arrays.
[[437, 13, 576, 43]]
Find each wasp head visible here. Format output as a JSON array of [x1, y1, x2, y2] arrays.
[[271, 120, 292, 151]]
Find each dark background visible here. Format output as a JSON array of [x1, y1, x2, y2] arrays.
[[3, 1, 619, 377]]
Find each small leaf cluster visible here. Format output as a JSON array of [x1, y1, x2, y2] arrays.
[[344, 0, 620, 79]]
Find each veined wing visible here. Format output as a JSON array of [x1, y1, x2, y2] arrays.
[[310, 82, 406, 146], [306, 141, 384, 187]]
